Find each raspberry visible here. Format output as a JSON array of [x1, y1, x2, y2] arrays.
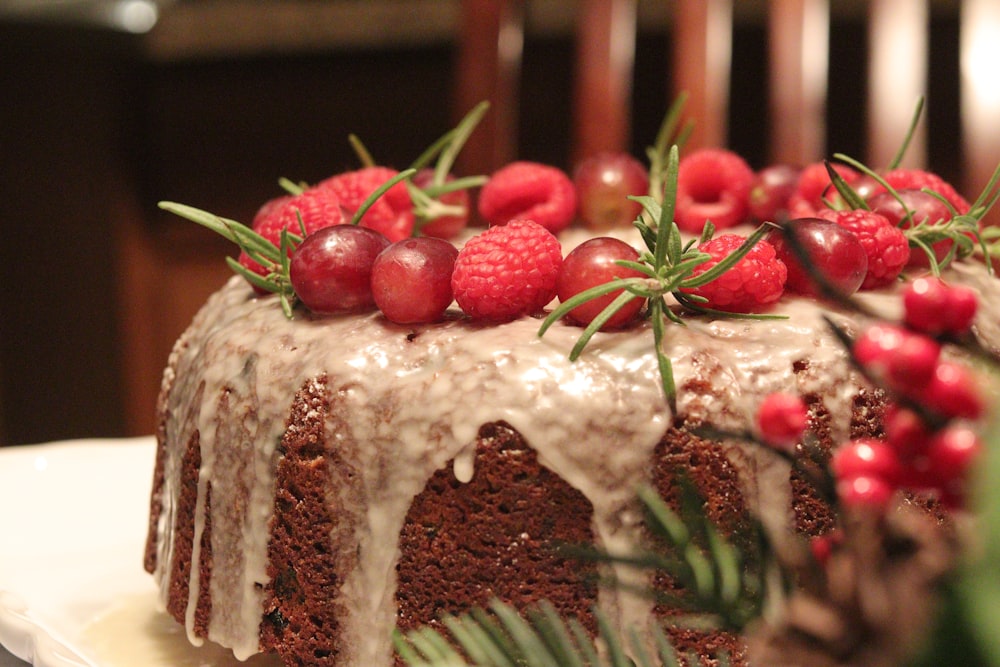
[[451, 219, 563, 321], [882, 168, 970, 214], [674, 148, 754, 232], [239, 187, 345, 279], [682, 234, 787, 313], [412, 168, 470, 240], [251, 194, 293, 227], [317, 166, 415, 241], [788, 161, 860, 216], [820, 209, 909, 289], [477, 161, 577, 232]]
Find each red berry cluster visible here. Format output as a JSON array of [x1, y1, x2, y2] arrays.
[[752, 274, 985, 513], [222, 147, 804, 326], [836, 276, 984, 511], [668, 149, 983, 297]]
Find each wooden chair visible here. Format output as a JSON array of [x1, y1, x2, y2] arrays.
[[454, 0, 1000, 223]]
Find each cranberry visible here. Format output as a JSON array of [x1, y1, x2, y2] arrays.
[[573, 152, 650, 229], [289, 225, 390, 314], [371, 237, 459, 324], [884, 332, 941, 388], [836, 475, 895, 511], [903, 276, 952, 335], [767, 218, 868, 298], [926, 426, 982, 486], [852, 323, 909, 371], [919, 360, 985, 421], [756, 392, 809, 449], [903, 276, 979, 337], [557, 237, 645, 329], [882, 404, 932, 459], [944, 285, 979, 334], [831, 438, 903, 484], [809, 529, 843, 567]]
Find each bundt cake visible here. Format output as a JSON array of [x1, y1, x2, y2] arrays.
[[145, 137, 1000, 666]]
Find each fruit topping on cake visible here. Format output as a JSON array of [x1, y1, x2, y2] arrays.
[[451, 218, 563, 321], [674, 147, 755, 232], [477, 160, 579, 232]]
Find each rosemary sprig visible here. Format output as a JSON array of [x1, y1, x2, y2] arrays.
[[348, 102, 491, 235], [539, 145, 781, 411], [159, 167, 415, 318], [647, 92, 695, 205], [407, 101, 491, 233]]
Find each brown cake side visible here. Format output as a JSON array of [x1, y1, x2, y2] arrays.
[[395, 421, 600, 645], [259, 375, 361, 667]]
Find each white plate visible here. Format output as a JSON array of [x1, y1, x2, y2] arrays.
[[0, 438, 280, 667]]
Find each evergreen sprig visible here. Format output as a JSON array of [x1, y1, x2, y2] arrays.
[[350, 101, 491, 234], [394, 599, 703, 667], [394, 483, 761, 667], [539, 145, 781, 411], [568, 484, 774, 634], [159, 167, 416, 318]]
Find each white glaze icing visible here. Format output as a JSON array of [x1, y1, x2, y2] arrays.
[[149, 248, 1000, 665]]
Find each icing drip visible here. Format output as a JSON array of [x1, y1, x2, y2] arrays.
[[149, 256, 1000, 664]]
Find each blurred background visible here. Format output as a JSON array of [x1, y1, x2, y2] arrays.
[[0, 0, 990, 445]]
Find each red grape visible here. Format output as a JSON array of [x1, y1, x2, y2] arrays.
[[867, 189, 951, 227], [766, 218, 868, 297], [289, 225, 390, 314], [573, 152, 649, 229], [371, 237, 459, 324], [748, 164, 799, 222], [557, 237, 645, 329], [868, 188, 957, 268]]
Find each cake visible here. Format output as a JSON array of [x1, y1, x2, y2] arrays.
[[144, 141, 1000, 666]]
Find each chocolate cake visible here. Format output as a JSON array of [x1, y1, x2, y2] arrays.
[[143, 239, 1000, 667]]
